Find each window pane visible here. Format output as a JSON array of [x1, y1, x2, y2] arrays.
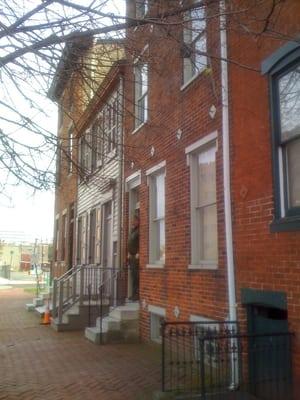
[[195, 36, 207, 71], [286, 138, 300, 208], [198, 204, 218, 262], [159, 219, 165, 261], [197, 146, 216, 207], [279, 66, 300, 142], [156, 173, 165, 219]]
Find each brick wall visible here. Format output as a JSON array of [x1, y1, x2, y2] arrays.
[[228, 0, 300, 382], [123, 1, 229, 341]]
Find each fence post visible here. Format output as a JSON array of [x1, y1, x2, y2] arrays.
[[161, 322, 165, 392], [87, 283, 91, 326], [72, 269, 76, 302], [79, 266, 84, 306], [52, 278, 57, 318], [58, 280, 63, 324], [100, 285, 103, 345], [200, 337, 206, 399]]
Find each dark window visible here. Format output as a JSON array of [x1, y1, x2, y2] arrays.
[[265, 44, 300, 231]]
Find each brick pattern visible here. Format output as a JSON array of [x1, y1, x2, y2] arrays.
[[123, 1, 228, 342], [228, 0, 300, 380], [0, 288, 160, 400]]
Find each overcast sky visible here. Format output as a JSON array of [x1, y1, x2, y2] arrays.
[[0, 0, 126, 245]]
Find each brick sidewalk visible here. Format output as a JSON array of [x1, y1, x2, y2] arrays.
[[0, 288, 161, 400]]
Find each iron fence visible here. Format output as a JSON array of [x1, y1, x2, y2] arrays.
[[162, 321, 293, 400]]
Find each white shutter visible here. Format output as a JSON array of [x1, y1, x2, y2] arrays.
[[81, 214, 86, 264]]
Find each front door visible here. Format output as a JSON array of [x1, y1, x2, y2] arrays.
[[247, 305, 291, 399], [127, 187, 139, 299]]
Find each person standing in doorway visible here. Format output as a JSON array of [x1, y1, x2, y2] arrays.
[[128, 213, 139, 301]]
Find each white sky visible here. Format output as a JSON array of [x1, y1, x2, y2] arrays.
[[0, 183, 55, 243], [0, 0, 126, 244]]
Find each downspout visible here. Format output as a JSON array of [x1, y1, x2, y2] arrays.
[[220, 0, 237, 324], [117, 75, 124, 271], [220, 0, 238, 389]]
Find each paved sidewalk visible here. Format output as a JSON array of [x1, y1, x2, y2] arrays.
[[0, 288, 161, 400]]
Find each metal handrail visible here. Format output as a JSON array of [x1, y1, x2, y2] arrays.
[[53, 264, 115, 324]]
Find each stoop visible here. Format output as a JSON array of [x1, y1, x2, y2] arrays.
[[85, 302, 140, 344]]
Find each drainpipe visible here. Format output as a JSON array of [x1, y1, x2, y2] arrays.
[[220, 0, 238, 388], [220, 0, 237, 323], [117, 75, 124, 272]]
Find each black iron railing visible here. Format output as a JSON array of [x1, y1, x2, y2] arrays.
[[87, 267, 128, 343], [162, 321, 293, 400]]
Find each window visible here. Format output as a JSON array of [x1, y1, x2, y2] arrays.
[[262, 43, 300, 230], [80, 132, 92, 177], [56, 139, 62, 186], [54, 216, 60, 261], [89, 209, 96, 264], [67, 127, 73, 174], [186, 133, 218, 268], [149, 305, 166, 343], [77, 214, 87, 264], [61, 213, 67, 261], [134, 62, 148, 129], [182, 1, 207, 85], [147, 164, 165, 264], [136, 0, 148, 18], [105, 94, 118, 154]]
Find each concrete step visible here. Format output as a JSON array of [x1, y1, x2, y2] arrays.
[[96, 315, 120, 331], [85, 302, 140, 345], [109, 303, 140, 321]]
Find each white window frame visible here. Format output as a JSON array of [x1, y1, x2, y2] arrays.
[[186, 132, 218, 270], [182, 1, 207, 88], [134, 61, 148, 130], [149, 305, 166, 344], [146, 161, 166, 267], [136, 0, 148, 18]]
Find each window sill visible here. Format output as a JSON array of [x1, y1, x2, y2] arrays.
[[131, 121, 147, 135], [146, 263, 164, 269], [180, 67, 207, 92], [188, 263, 218, 271], [270, 217, 300, 232]]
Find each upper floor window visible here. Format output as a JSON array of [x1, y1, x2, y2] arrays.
[[134, 62, 148, 129], [80, 132, 92, 178], [105, 93, 119, 154], [262, 44, 300, 230], [67, 127, 73, 174], [182, 1, 207, 85], [136, 0, 148, 18], [147, 163, 166, 265], [186, 132, 218, 268]]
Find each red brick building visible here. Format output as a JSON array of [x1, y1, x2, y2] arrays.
[[123, 0, 300, 389]]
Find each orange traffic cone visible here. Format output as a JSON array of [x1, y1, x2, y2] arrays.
[[40, 306, 51, 325]]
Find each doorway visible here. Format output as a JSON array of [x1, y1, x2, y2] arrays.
[[246, 303, 291, 399], [127, 187, 139, 299]]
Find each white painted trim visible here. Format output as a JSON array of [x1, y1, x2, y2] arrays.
[[185, 131, 218, 155], [180, 68, 206, 92], [125, 170, 141, 191], [148, 304, 166, 317], [188, 263, 218, 270], [131, 121, 146, 135], [133, 44, 149, 65], [62, 208, 67, 215], [55, 213, 60, 220], [146, 264, 164, 269], [145, 160, 166, 176], [190, 314, 214, 323], [278, 147, 285, 218]]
